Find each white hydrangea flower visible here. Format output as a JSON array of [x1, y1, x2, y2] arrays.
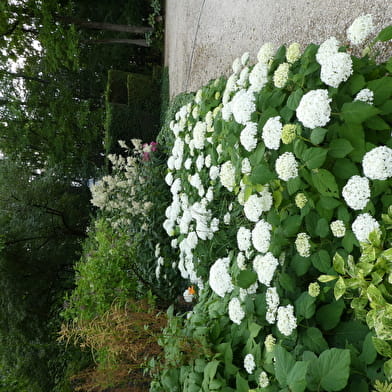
[[231, 89, 256, 125], [249, 62, 269, 92], [205, 154, 212, 168], [257, 42, 275, 64], [220, 161, 236, 191], [295, 193, 307, 209], [342, 175, 370, 210], [277, 304, 297, 336], [184, 158, 192, 170], [352, 213, 380, 243], [266, 286, 280, 323], [209, 165, 220, 181], [221, 101, 232, 120], [165, 172, 174, 186], [253, 252, 279, 287], [264, 334, 276, 352], [330, 220, 346, 238], [205, 186, 214, 202], [354, 88, 374, 104], [241, 51, 250, 66], [296, 89, 332, 129], [316, 37, 340, 65], [259, 371, 270, 388], [237, 66, 250, 88], [228, 297, 245, 325], [237, 252, 247, 270], [244, 190, 272, 222], [295, 232, 311, 257], [273, 62, 290, 88], [239, 281, 258, 301], [209, 257, 234, 297], [240, 122, 258, 151], [262, 116, 283, 150], [275, 152, 298, 181], [244, 353, 256, 374], [362, 146, 392, 180], [193, 121, 206, 149], [237, 227, 252, 251], [196, 154, 205, 171], [286, 42, 301, 63], [232, 57, 242, 74], [347, 14, 375, 45], [223, 212, 231, 225], [308, 282, 321, 297], [252, 219, 272, 253], [320, 52, 353, 88], [241, 157, 252, 174]]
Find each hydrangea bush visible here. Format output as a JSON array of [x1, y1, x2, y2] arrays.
[[151, 15, 392, 392]]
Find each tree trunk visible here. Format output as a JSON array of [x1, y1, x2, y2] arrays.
[[85, 38, 149, 47], [59, 17, 153, 34]]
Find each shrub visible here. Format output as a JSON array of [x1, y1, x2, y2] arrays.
[[151, 15, 392, 391]]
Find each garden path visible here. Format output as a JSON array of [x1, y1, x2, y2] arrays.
[[164, 0, 392, 97]]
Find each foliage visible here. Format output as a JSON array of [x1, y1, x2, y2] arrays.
[[150, 16, 392, 391], [145, 0, 164, 48], [59, 298, 165, 391]]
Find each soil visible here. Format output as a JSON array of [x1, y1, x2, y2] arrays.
[[164, 0, 392, 98]]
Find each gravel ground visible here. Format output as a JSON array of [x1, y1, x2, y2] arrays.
[[164, 0, 392, 97]]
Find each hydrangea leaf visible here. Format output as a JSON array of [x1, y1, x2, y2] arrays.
[[341, 101, 380, 124], [333, 252, 345, 274], [332, 158, 359, 179], [250, 163, 275, 185], [316, 218, 329, 238], [334, 277, 346, 300], [287, 89, 304, 111], [292, 254, 311, 276], [367, 77, 392, 105], [348, 74, 366, 95], [365, 115, 390, 130], [315, 299, 345, 330], [310, 127, 328, 145], [303, 147, 328, 169], [287, 361, 309, 392], [318, 348, 351, 391], [372, 337, 392, 357], [235, 373, 249, 392], [374, 25, 392, 42], [311, 169, 339, 198], [301, 327, 329, 354], [236, 270, 257, 289], [359, 332, 377, 365], [274, 345, 295, 387], [295, 292, 316, 319], [311, 250, 331, 273], [328, 139, 354, 158]]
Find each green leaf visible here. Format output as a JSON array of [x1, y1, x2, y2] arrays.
[[310, 127, 328, 145], [318, 274, 338, 283], [249, 322, 262, 339], [315, 218, 329, 237], [316, 299, 345, 330], [318, 348, 351, 391], [287, 89, 304, 110], [301, 327, 329, 354], [365, 115, 391, 130], [359, 332, 377, 365], [348, 74, 366, 95], [328, 139, 354, 158], [295, 292, 316, 319], [372, 337, 392, 357], [375, 25, 392, 42], [274, 345, 295, 387], [311, 250, 331, 273], [311, 169, 339, 198], [279, 273, 297, 293], [366, 284, 386, 306], [287, 361, 309, 392], [384, 358, 392, 380], [318, 196, 341, 210], [332, 158, 359, 179], [235, 373, 249, 392], [236, 270, 258, 289], [287, 176, 302, 195], [293, 139, 307, 159], [249, 143, 265, 166], [341, 101, 380, 124], [303, 147, 328, 169], [334, 277, 346, 300], [292, 254, 311, 276], [283, 215, 302, 236], [333, 252, 345, 274], [367, 77, 392, 105], [250, 163, 275, 185], [338, 123, 365, 162]]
